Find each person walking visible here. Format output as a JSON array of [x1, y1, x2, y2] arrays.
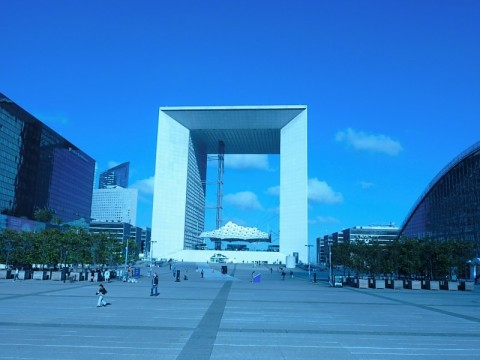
[[104, 269, 110, 283], [150, 272, 159, 296], [13, 268, 19, 282], [96, 284, 108, 307], [281, 270, 286, 280]]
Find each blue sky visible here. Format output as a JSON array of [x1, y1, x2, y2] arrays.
[[1, 1, 479, 248]]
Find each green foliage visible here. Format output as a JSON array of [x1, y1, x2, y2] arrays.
[[33, 209, 54, 223], [0, 228, 134, 267], [330, 237, 476, 280]]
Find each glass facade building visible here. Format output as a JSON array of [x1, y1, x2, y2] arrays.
[[400, 141, 480, 252], [98, 162, 129, 189], [0, 93, 95, 223]]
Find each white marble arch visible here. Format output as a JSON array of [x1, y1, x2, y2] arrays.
[[151, 106, 308, 264]]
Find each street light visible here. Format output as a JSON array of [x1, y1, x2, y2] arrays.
[[124, 237, 129, 271], [150, 240, 157, 265], [147, 240, 157, 277], [329, 243, 333, 287], [305, 244, 313, 280]]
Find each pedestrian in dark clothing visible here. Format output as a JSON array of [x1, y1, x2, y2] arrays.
[[96, 284, 108, 307], [150, 272, 159, 296], [281, 271, 286, 280], [201, 269, 204, 278]]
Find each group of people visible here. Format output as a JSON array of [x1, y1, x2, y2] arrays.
[[96, 267, 214, 307], [281, 269, 294, 280], [89, 268, 112, 282], [96, 272, 156, 308]]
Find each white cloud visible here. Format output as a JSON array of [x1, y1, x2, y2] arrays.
[[266, 185, 280, 196], [359, 181, 374, 189], [131, 176, 155, 195], [223, 216, 248, 227], [268, 206, 280, 215], [265, 179, 343, 204], [308, 178, 343, 204], [224, 154, 270, 170], [335, 128, 403, 155], [224, 191, 263, 210], [309, 215, 340, 224], [107, 161, 120, 169]]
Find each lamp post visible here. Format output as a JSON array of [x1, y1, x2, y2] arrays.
[[329, 243, 333, 287], [305, 244, 313, 279], [150, 240, 157, 266], [146, 240, 157, 277], [124, 237, 129, 271]]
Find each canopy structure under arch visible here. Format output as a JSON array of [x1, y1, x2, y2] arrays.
[[199, 221, 271, 243]]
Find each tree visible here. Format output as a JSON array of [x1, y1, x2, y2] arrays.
[[326, 235, 477, 281], [363, 241, 380, 276], [0, 229, 18, 266], [347, 241, 370, 277], [331, 242, 351, 275], [33, 209, 54, 223]]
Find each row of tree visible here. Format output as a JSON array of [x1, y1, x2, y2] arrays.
[[0, 228, 138, 268], [330, 238, 476, 280]]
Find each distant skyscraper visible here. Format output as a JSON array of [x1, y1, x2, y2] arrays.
[[98, 162, 129, 189], [91, 186, 138, 225], [0, 93, 95, 223]]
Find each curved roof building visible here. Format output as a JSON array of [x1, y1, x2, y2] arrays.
[[400, 141, 480, 247]]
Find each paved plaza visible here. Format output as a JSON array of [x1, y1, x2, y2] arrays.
[[0, 262, 479, 359]]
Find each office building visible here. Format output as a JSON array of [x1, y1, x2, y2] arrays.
[[344, 225, 400, 245], [0, 93, 95, 224], [98, 162, 129, 189], [89, 221, 150, 259], [91, 186, 138, 225], [317, 225, 399, 265], [141, 227, 151, 257]]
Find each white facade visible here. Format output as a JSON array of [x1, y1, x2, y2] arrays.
[[279, 110, 308, 259], [91, 186, 138, 225], [151, 106, 308, 263]]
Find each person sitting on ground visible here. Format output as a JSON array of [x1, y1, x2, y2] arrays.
[[96, 284, 108, 307]]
